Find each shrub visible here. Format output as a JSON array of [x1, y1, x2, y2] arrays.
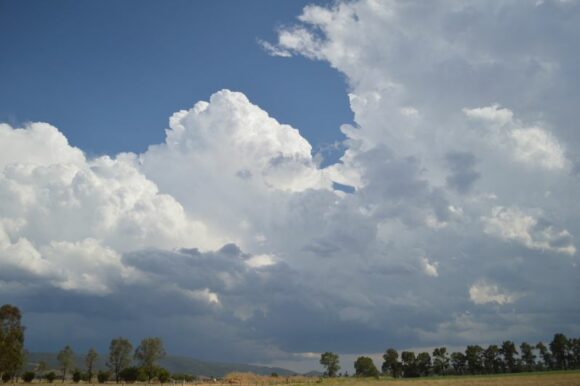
[[157, 368, 170, 384], [72, 370, 83, 383], [97, 371, 110, 384], [23, 372, 36, 383], [46, 372, 57, 383]]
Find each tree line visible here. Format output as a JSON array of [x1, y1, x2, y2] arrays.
[[1, 304, 177, 383], [320, 333, 580, 378]]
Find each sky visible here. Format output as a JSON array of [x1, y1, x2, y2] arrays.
[[1, 0, 580, 374]]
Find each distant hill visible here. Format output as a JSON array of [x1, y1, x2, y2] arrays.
[[25, 352, 296, 378]]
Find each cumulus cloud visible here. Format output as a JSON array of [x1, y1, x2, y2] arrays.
[[469, 280, 523, 305], [482, 206, 576, 255]]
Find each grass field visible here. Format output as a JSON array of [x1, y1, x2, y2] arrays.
[[219, 371, 580, 386], [306, 371, 580, 385]]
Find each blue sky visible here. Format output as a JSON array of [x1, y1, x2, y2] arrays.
[[0, 0, 351, 161], [1, 0, 580, 374]]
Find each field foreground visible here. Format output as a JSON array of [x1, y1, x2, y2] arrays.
[[314, 371, 580, 386]]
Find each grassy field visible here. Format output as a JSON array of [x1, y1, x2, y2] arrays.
[[306, 371, 580, 385]]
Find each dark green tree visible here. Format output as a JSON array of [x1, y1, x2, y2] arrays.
[[519, 342, 536, 371], [57, 345, 75, 382], [450, 352, 466, 375], [319, 352, 340, 377], [465, 345, 483, 374], [107, 337, 133, 383], [135, 337, 167, 382], [500, 340, 518, 373], [0, 304, 25, 381], [401, 351, 418, 378], [354, 356, 379, 377], [382, 348, 401, 378], [85, 348, 98, 382], [483, 345, 501, 374], [550, 333, 569, 370], [570, 338, 580, 369], [416, 352, 431, 376], [432, 347, 449, 375], [536, 342, 552, 370]]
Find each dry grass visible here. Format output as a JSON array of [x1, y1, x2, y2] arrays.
[[316, 371, 580, 386]]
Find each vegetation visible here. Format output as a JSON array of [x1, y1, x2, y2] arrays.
[[56, 345, 75, 382], [134, 337, 167, 381], [320, 352, 341, 377], [108, 337, 133, 382], [85, 347, 99, 382], [0, 304, 25, 381]]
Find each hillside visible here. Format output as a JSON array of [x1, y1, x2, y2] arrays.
[[25, 352, 296, 378]]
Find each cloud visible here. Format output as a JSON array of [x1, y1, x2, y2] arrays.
[[482, 206, 576, 255], [420, 257, 439, 277], [469, 280, 523, 305]]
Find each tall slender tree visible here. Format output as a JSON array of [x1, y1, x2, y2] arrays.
[[550, 333, 570, 370], [500, 341, 519, 373], [85, 348, 99, 382], [108, 337, 133, 383], [432, 347, 449, 375], [519, 342, 536, 371], [483, 345, 501, 374], [134, 337, 166, 382], [450, 352, 466, 375], [0, 305, 25, 381], [465, 345, 483, 374], [57, 345, 75, 382], [536, 342, 553, 370]]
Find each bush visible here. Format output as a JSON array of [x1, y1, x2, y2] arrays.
[[97, 371, 110, 384], [72, 370, 83, 383], [157, 368, 170, 384], [23, 372, 36, 383], [46, 372, 57, 383], [120, 367, 140, 383]]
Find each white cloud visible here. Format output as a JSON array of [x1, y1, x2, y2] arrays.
[[482, 206, 576, 255], [469, 280, 522, 305], [420, 256, 439, 277], [464, 105, 567, 170]]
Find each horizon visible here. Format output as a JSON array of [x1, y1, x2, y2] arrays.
[[1, 0, 580, 375]]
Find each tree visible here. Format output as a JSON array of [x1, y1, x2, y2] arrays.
[[382, 348, 402, 378], [36, 361, 48, 381], [0, 304, 25, 381], [134, 337, 167, 382], [550, 333, 569, 370], [354, 356, 379, 377], [401, 351, 418, 378], [483, 345, 501, 374], [416, 352, 431, 376], [85, 348, 98, 382], [519, 342, 536, 371], [465, 345, 483, 374], [536, 342, 552, 370], [432, 347, 449, 376], [57, 345, 75, 382], [319, 352, 340, 377], [450, 352, 466, 375], [500, 340, 518, 373], [108, 337, 133, 383]]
